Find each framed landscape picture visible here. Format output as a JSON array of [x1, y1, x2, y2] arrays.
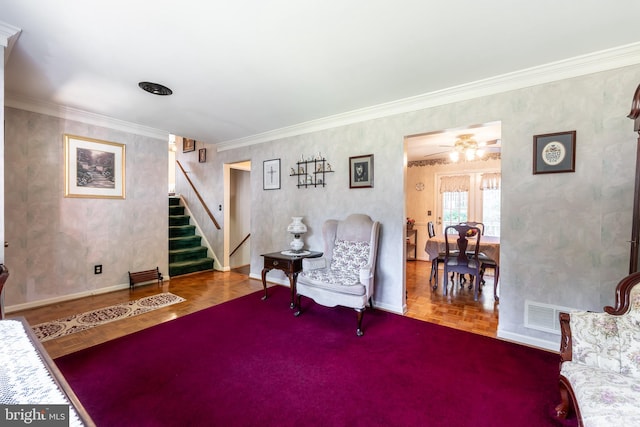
[[64, 134, 126, 199]]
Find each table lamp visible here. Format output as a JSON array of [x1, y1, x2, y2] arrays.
[[287, 217, 307, 252]]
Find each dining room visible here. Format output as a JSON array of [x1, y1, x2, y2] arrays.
[[404, 122, 502, 335]]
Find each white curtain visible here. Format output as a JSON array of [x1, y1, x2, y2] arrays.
[[480, 173, 501, 190], [439, 175, 470, 193]]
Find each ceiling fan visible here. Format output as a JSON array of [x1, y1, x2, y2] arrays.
[[424, 134, 500, 161]]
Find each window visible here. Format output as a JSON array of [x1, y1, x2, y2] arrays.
[[437, 172, 500, 237]]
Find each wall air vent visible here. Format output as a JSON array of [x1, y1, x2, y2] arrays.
[[524, 300, 579, 335]]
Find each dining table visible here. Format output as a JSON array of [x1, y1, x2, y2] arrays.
[[425, 234, 501, 298], [424, 234, 500, 266]]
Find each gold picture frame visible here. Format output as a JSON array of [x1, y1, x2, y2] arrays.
[[64, 134, 126, 199], [183, 138, 196, 152]]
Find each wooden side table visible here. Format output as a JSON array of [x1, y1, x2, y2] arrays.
[[261, 251, 322, 307]]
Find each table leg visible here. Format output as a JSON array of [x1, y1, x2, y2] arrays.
[[261, 267, 270, 300], [287, 272, 298, 309]]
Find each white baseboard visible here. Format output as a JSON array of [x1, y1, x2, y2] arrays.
[[5, 278, 171, 314], [497, 329, 559, 352]]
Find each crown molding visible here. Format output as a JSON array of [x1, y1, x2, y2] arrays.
[[0, 21, 21, 63], [217, 41, 640, 152], [5, 93, 169, 140], [5, 41, 640, 146]]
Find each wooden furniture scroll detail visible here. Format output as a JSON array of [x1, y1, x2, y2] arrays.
[[628, 83, 640, 273]]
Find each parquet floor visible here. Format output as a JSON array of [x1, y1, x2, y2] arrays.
[[9, 261, 498, 359]]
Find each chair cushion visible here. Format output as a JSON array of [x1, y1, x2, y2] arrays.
[[298, 269, 366, 296], [330, 239, 370, 271], [560, 362, 640, 427], [298, 239, 370, 296]]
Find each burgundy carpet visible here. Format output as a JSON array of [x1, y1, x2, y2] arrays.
[[55, 287, 571, 427]]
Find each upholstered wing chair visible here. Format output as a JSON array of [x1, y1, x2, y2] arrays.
[[294, 214, 380, 336]]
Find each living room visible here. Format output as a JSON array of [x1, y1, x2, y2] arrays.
[[2, 3, 640, 354]]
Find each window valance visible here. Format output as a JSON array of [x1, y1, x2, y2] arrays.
[[439, 175, 470, 193], [480, 173, 501, 190]]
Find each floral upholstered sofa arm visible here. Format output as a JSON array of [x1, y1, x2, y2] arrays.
[[555, 272, 640, 427]]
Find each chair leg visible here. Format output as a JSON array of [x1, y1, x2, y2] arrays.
[[494, 266, 500, 302], [473, 271, 480, 301], [443, 266, 448, 296], [356, 308, 364, 337]]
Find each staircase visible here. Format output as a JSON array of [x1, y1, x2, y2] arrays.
[[169, 197, 214, 277]]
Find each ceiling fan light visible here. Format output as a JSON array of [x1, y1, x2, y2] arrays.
[[476, 148, 485, 158], [449, 151, 460, 162], [465, 149, 476, 161]]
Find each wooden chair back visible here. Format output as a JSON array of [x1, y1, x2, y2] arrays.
[[443, 224, 483, 300]]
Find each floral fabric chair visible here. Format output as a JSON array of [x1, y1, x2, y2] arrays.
[[295, 214, 380, 336], [556, 272, 640, 426]]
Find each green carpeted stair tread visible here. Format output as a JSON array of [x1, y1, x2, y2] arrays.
[[169, 258, 214, 276], [169, 225, 196, 237], [169, 215, 190, 226], [169, 206, 185, 216], [168, 196, 213, 277], [169, 235, 202, 250], [169, 246, 209, 263]]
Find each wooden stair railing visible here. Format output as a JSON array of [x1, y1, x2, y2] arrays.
[[230, 233, 250, 258], [176, 160, 221, 230]]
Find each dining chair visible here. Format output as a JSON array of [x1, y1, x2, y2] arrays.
[[427, 221, 447, 290], [443, 224, 483, 301], [460, 221, 485, 235], [458, 221, 499, 301]]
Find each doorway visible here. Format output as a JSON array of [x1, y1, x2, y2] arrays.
[[224, 161, 251, 271], [404, 122, 501, 335]]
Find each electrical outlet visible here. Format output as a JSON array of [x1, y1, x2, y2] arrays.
[[94, 265, 102, 274]]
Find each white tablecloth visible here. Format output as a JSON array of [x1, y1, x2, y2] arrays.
[[425, 235, 500, 265]]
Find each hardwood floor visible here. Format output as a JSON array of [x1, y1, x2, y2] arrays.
[[404, 260, 499, 337], [9, 261, 498, 359]]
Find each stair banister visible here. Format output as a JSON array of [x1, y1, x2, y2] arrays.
[[176, 160, 221, 230], [229, 233, 251, 258]]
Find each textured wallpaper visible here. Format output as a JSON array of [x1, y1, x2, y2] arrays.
[[177, 64, 640, 348], [4, 108, 168, 307], [4, 64, 638, 349]]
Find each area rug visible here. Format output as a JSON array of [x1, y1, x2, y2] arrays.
[[32, 293, 185, 342], [55, 286, 571, 427]]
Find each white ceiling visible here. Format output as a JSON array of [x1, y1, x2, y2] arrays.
[[406, 122, 502, 161], [2, 1, 640, 159]]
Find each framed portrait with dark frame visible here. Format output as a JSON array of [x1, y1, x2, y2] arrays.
[[263, 158, 281, 190], [183, 138, 196, 153], [533, 131, 576, 174], [349, 154, 374, 188], [199, 148, 206, 163]]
